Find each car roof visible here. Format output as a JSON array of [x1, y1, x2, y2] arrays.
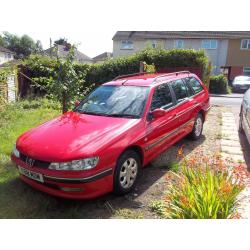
[[234, 76, 250, 81], [103, 72, 197, 87]]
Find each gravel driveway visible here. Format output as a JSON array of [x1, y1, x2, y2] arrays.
[[37, 107, 222, 219]]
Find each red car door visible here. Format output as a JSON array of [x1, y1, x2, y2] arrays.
[[144, 82, 179, 162], [184, 76, 208, 121], [170, 79, 195, 135]]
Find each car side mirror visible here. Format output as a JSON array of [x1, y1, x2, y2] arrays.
[[75, 100, 80, 107], [151, 109, 166, 119]]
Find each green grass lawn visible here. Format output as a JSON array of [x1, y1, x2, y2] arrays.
[[0, 99, 67, 218]]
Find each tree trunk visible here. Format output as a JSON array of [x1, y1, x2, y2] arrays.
[[62, 92, 67, 113]]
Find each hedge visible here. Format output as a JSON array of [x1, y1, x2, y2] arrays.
[[209, 74, 230, 94], [20, 48, 210, 97]]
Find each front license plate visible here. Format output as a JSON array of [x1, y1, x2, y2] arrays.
[[18, 166, 44, 183]]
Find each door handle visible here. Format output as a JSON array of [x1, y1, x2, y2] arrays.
[[169, 113, 177, 119]]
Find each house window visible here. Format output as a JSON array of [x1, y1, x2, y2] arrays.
[[121, 40, 133, 50], [4, 53, 12, 59], [241, 39, 250, 50], [174, 40, 184, 49], [201, 40, 217, 49], [152, 40, 157, 48], [243, 67, 250, 76]]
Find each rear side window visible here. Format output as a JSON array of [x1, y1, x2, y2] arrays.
[[150, 83, 173, 111], [171, 79, 188, 103], [185, 77, 204, 94]]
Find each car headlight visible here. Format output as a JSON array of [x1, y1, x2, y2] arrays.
[[49, 157, 99, 171], [13, 144, 20, 158]]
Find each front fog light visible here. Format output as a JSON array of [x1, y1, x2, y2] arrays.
[[13, 144, 20, 158]]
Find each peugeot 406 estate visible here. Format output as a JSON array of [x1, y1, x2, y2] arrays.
[[11, 71, 210, 199]]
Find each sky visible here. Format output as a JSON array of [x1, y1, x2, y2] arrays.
[[0, 0, 249, 58]]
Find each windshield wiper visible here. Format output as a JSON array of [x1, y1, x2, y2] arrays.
[[77, 111, 108, 116], [107, 113, 139, 119], [77, 110, 139, 119]]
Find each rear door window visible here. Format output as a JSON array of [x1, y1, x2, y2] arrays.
[[171, 79, 188, 103], [185, 77, 204, 94], [150, 83, 174, 111]]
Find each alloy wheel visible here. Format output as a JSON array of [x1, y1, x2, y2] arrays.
[[119, 158, 138, 189], [194, 117, 203, 137]]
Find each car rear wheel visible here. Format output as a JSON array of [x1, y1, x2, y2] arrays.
[[113, 150, 141, 195], [189, 113, 204, 140], [239, 111, 244, 133]]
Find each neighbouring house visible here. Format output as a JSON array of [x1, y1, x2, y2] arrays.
[[92, 52, 113, 63], [224, 38, 250, 80], [43, 44, 93, 64], [0, 46, 14, 65], [112, 31, 250, 79]]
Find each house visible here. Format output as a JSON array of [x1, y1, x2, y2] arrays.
[[0, 46, 14, 65], [112, 31, 250, 79], [43, 44, 93, 64], [92, 52, 113, 63]]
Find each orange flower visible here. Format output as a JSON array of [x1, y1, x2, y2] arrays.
[[177, 146, 184, 158]]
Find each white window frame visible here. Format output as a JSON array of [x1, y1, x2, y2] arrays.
[[241, 39, 250, 50], [151, 40, 157, 48], [174, 40, 184, 49], [201, 40, 217, 49], [121, 40, 134, 50], [243, 67, 250, 75]]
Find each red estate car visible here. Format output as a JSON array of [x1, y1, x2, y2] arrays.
[[11, 71, 210, 199]]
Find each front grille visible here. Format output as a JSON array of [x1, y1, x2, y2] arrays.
[[20, 153, 50, 169]]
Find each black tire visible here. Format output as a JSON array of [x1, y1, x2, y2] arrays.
[[189, 113, 204, 140], [239, 111, 244, 133], [113, 150, 141, 195]]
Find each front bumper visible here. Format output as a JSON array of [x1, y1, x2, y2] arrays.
[[12, 155, 114, 200]]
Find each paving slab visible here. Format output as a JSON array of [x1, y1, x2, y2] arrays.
[[221, 145, 243, 155], [221, 126, 238, 132], [220, 153, 245, 163], [220, 139, 241, 147], [221, 134, 240, 141]]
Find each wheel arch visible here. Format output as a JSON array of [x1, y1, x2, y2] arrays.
[[120, 145, 144, 166], [198, 109, 205, 122]]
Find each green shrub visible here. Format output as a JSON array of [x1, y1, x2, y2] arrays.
[[209, 74, 230, 94], [164, 155, 246, 219], [86, 48, 210, 85], [21, 48, 210, 97]]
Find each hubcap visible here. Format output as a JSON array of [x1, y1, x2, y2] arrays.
[[119, 158, 138, 189], [194, 117, 202, 136]]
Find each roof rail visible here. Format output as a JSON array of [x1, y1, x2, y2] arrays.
[[113, 72, 149, 81], [152, 71, 190, 83], [112, 70, 191, 82]]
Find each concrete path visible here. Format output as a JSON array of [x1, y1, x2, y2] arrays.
[[220, 111, 250, 218], [221, 112, 245, 163]]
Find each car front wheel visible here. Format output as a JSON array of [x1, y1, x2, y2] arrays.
[[113, 150, 140, 195], [189, 113, 204, 140]]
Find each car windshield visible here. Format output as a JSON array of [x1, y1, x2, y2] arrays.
[[75, 85, 149, 118]]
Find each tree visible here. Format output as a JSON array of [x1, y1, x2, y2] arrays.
[[2, 32, 43, 59], [54, 38, 68, 46], [0, 35, 5, 46], [46, 45, 85, 113]]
